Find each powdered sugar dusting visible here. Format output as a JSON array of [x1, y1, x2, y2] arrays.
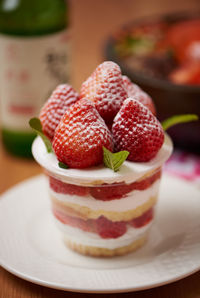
[[122, 75, 156, 115], [53, 98, 113, 168], [80, 61, 128, 124], [39, 84, 79, 140], [122, 75, 141, 95], [32, 134, 172, 185], [112, 97, 164, 162]]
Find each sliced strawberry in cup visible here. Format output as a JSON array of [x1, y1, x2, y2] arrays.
[[53, 209, 127, 238], [89, 170, 161, 200], [95, 216, 127, 239], [53, 209, 93, 232], [129, 208, 154, 228], [49, 176, 88, 196], [89, 183, 132, 200]]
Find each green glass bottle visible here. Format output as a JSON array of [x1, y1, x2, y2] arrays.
[[0, 0, 70, 157]]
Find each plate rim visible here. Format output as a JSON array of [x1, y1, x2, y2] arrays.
[[0, 260, 200, 293]]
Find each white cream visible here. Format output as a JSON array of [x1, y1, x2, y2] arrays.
[[50, 180, 160, 212], [55, 218, 152, 249], [32, 134, 172, 186]]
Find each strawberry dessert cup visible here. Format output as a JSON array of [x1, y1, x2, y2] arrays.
[[32, 133, 172, 257], [29, 61, 188, 257]]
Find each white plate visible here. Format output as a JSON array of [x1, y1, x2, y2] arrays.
[[0, 174, 200, 293]]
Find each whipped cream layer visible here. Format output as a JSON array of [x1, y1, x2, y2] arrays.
[[55, 218, 152, 249], [50, 179, 160, 212], [32, 134, 172, 186]]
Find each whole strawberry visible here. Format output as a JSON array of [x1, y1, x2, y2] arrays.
[[80, 61, 128, 125], [39, 84, 79, 140], [112, 98, 164, 162], [53, 98, 113, 168], [122, 75, 156, 115]]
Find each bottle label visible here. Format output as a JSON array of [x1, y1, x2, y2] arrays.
[[0, 30, 70, 131]]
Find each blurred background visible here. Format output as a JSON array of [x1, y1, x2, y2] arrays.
[[0, 0, 199, 178], [72, 0, 200, 88], [1, 1, 200, 294]]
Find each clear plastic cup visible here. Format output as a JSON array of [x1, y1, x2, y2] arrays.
[[32, 134, 172, 257]]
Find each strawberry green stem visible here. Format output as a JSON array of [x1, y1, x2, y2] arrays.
[[161, 114, 198, 131], [29, 117, 53, 153]]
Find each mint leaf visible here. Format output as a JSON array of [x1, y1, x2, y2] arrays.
[[103, 146, 129, 172], [162, 114, 198, 131], [58, 161, 68, 169], [29, 117, 53, 153]]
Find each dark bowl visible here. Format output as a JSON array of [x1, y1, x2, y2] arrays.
[[105, 12, 200, 153]]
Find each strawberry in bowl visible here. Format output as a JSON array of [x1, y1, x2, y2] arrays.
[[31, 61, 197, 257]]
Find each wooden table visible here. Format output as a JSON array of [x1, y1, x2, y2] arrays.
[[1, 0, 200, 296]]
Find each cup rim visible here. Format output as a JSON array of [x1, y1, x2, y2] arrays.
[[32, 134, 173, 186]]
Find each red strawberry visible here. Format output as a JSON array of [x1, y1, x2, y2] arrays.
[[90, 170, 161, 200], [39, 84, 79, 140], [80, 61, 128, 125], [90, 183, 132, 201], [52, 98, 113, 168], [53, 209, 93, 232], [129, 208, 154, 228], [49, 176, 88, 196], [95, 216, 127, 239], [122, 75, 156, 115], [130, 170, 161, 190], [122, 75, 140, 94], [112, 98, 164, 162]]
